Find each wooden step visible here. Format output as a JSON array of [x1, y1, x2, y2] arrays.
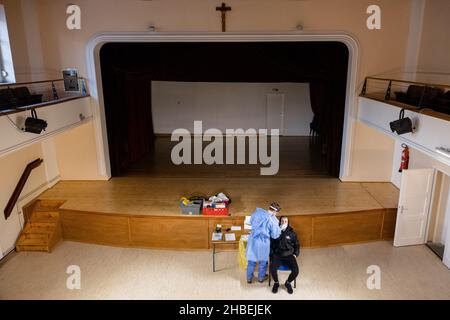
[[29, 212, 59, 224], [31, 211, 60, 220], [34, 200, 65, 211], [17, 233, 49, 246], [23, 222, 56, 235], [16, 244, 49, 252], [16, 199, 64, 253]]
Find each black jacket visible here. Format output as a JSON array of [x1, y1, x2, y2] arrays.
[[271, 226, 300, 258]]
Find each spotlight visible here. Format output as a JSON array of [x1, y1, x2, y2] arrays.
[[24, 109, 47, 134], [390, 109, 413, 135]]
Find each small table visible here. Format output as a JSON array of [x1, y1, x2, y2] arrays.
[[211, 231, 249, 272], [212, 239, 239, 273]]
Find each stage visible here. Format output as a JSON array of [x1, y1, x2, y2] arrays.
[[38, 177, 398, 216], [29, 177, 399, 250]]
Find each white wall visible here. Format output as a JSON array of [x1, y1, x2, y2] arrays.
[[415, 0, 450, 84], [151, 82, 313, 136], [53, 121, 105, 181], [0, 97, 92, 157], [0, 143, 47, 256], [347, 120, 395, 182], [359, 97, 450, 169]]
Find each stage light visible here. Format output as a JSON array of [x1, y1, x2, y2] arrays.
[[24, 109, 48, 134], [390, 109, 413, 135]]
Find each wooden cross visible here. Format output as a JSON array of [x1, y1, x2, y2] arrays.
[[216, 3, 231, 32]]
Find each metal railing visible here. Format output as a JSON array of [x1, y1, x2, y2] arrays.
[[360, 76, 450, 119], [0, 78, 89, 116]]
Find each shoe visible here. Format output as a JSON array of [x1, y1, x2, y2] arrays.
[[285, 281, 294, 294], [247, 278, 253, 284], [272, 283, 280, 294], [258, 275, 269, 283]]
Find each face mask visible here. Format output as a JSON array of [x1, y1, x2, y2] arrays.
[[281, 223, 288, 231]]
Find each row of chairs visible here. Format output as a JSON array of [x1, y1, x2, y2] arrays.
[[0, 87, 43, 111], [395, 85, 450, 115]]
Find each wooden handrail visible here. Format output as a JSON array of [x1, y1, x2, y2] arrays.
[[4, 159, 43, 220]]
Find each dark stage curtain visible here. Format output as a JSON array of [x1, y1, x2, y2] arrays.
[[108, 70, 155, 176], [309, 77, 346, 177], [309, 78, 328, 134]]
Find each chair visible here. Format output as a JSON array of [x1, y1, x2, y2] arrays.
[[395, 85, 444, 108], [309, 115, 319, 136], [268, 263, 297, 288], [0, 88, 16, 111], [13, 87, 43, 107]]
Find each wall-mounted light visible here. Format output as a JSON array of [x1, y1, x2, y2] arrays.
[[390, 109, 414, 135], [24, 109, 47, 134]]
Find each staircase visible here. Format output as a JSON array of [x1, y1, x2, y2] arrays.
[[16, 200, 64, 253]]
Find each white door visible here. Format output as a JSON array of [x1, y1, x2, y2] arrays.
[[443, 191, 450, 268], [444, 226, 450, 269], [394, 168, 434, 247], [267, 93, 284, 135]]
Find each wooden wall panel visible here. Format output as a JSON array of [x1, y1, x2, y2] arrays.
[[130, 217, 209, 249], [59, 209, 394, 250], [288, 216, 313, 247], [382, 209, 397, 240], [312, 210, 384, 247], [61, 210, 130, 246]]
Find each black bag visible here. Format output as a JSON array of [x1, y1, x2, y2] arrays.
[[390, 109, 413, 135], [25, 109, 48, 134]]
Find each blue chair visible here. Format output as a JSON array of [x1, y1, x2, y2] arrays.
[[268, 263, 297, 288]]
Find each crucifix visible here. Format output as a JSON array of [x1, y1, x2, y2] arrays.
[[216, 3, 232, 32]]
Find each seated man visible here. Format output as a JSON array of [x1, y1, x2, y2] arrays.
[[246, 203, 282, 284], [270, 216, 300, 294]]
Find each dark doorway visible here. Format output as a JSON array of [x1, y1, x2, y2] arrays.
[[100, 42, 349, 177]]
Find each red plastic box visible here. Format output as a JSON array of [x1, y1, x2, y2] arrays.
[[202, 207, 229, 216]]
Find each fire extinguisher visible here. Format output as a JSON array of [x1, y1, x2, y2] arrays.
[[399, 144, 409, 173]]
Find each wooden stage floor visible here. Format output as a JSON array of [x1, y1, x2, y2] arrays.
[[38, 177, 399, 216], [31, 177, 400, 249]]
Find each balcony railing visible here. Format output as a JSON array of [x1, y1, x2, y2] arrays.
[[360, 76, 450, 121], [0, 78, 89, 116]]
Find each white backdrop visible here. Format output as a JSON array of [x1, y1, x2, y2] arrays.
[[151, 81, 314, 136]]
